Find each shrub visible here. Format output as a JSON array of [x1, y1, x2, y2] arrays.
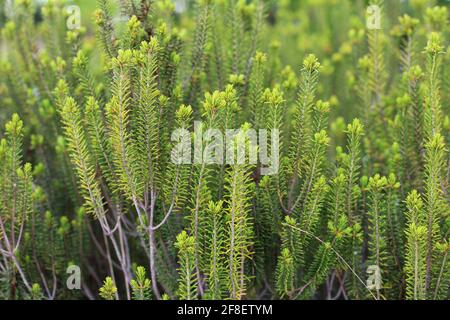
[[0, 0, 448, 300]]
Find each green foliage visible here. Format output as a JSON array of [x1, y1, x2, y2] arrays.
[[99, 277, 118, 300], [423, 134, 448, 298], [130, 266, 152, 300], [60, 97, 106, 219], [224, 126, 255, 300], [0, 0, 448, 301], [30, 283, 43, 300], [175, 231, 197, 300], [404, 190, 427, 300], [275, 248, 295, 298], [366, 174, 389, 299], [203, 201, 226, 300]]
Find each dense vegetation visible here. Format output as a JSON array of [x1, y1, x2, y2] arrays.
[[0, 0, 448, 300]]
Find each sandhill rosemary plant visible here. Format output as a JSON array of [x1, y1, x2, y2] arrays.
[[0, 0, 448, 300]]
